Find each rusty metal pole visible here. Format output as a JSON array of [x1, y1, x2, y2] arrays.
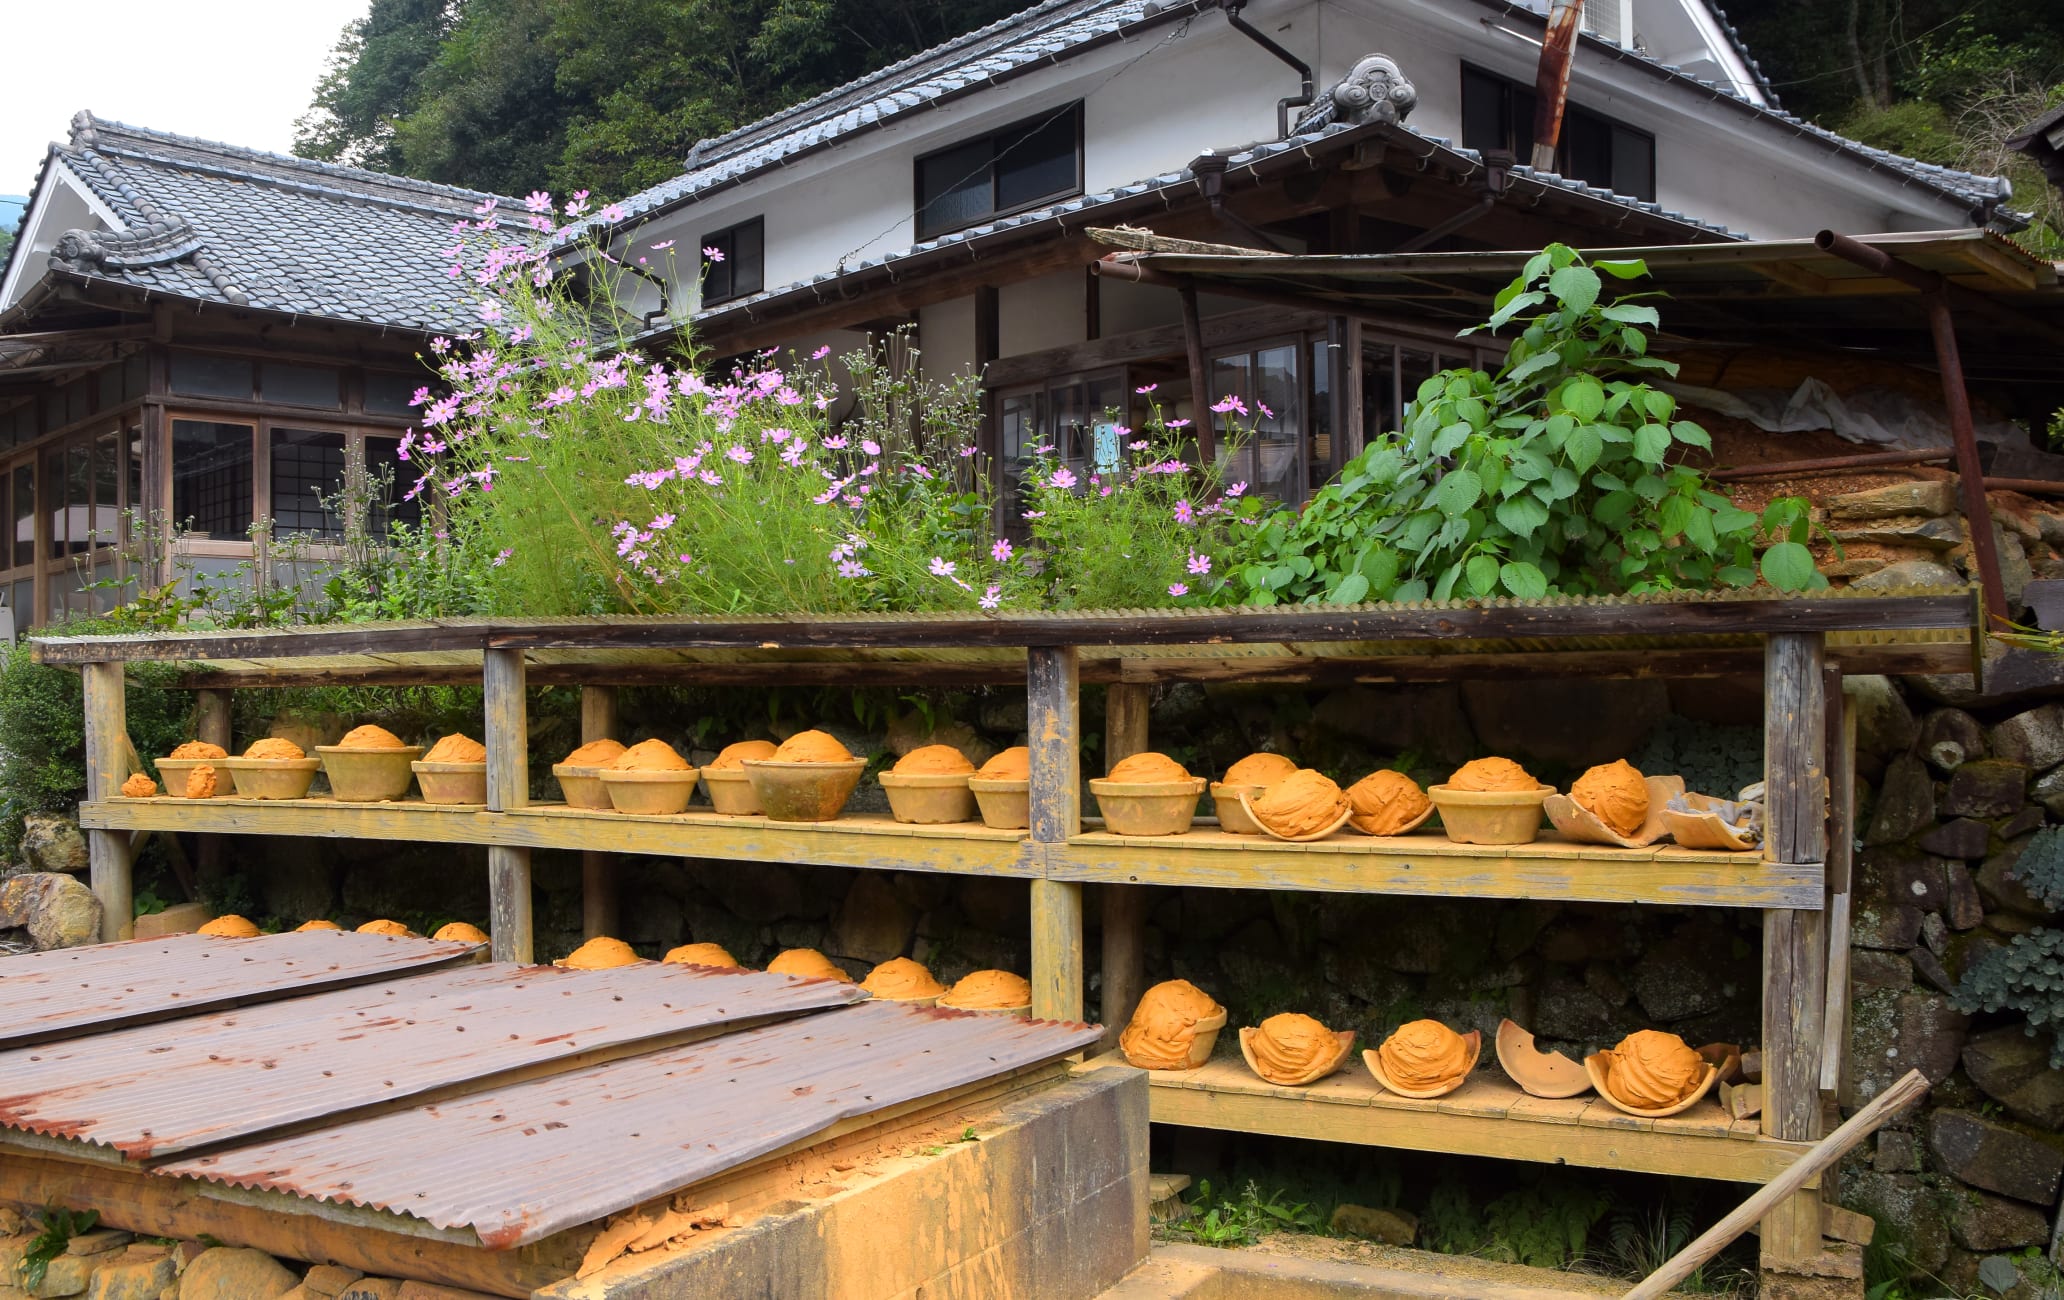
[[1531, 1, 1585, 171], [1815, 231, 2011, 626]]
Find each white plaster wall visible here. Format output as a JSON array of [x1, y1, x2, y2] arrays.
[[1000, 269, 1086, 357]]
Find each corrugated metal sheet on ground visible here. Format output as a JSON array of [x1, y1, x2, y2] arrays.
[[0, 963, 863, 1160], [0, 931, 477, 1049], [161, 1000, 1103, 1247]]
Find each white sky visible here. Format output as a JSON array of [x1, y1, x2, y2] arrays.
[[1, 0, 372, 200]]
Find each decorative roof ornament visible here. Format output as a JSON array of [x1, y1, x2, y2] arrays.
[[1293, 55, 1416, 134]]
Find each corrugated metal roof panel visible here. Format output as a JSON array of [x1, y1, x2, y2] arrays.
[[0, 962, 863, 1160], [162, 1000, 1103, 1247], [0, 931, 478, 1049]]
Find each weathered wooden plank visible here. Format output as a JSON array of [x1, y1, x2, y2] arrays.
[[1763, 631, 1830, 1268], [194, 688, 233, 750], [580, 685, 619, 942], [1100, 682, 1151, 1051], [484, 648, 528, 813], [1073, 1054, 1810, 1184], [83, 662, 133, 942], [489, 845, 533, 965], [1029, 646, 1083, 1023], [1051, 831, 1814, 908], [1824, 679, 1859, 1094]]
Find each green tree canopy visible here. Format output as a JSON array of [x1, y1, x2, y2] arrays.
[[295, 0, 1024, 199]]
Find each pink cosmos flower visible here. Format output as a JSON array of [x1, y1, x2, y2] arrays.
[[1129, 440, 1151, 451], [1023, 510, 1046, 519], [1210, 394, 1248, 416], [477, 299, 503, 324], [1167, 418, 1191, 429], [727, 446, 753, 464], [651, 513, 676, 531], [929, 557, 956, 577], [651, 240, 675, 250], [1174, 500, 1195, 525], [409, 386, 433, 407], [860, 439, 881, 456], [430, 337, 451, 354], [702, 246, 725, 263], [812, 345, 832, 360], [1225, 481, 1247, 498], [599, 202, 626, 223], [1049, 467, 1078, 490], [1258, 401, 1275, 419], [958, 446, 976, 458], [823, 434, 849, 450], [493, 548, 514, 567], [980, 584, 1003, 610], [1136, 383, 1158, 394], [992, 539, 1013, 563], [838, 559, 870, 578], [1168, 583, 1189, 597], [698, 469, 723, 486], [776, 386, 803, 406], [1187, 551, 1212, 576], [564, 191, 591, 216]]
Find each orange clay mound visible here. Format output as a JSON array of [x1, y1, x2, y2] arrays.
[[610, 738, 691, 771], [710, 740, 778, 770], [170, 741, 228, 760], [773, 729, 854, 763], [433, 921, 488, 944], [295, 919, 343, 932], [1602, 1029, 1706, 1109], [564, 738, 627, 767], [337, 724, 409, 750], [560, 936, 641, 969], [1570, 759, 1649, 837], [1119, 979, 1225, 1070], [1377, 1019, 1474, 1092], [861, 956, 945, 999], [768, 948, 851, 981], [1447, 756, 1538, 792], [1346, 770, 1431, 836], [978, 747, 1030, 779], [1224, 752, 1298, 787], [894, 744, 974, 775], [939, 970, 1032, 1010], [121, 772, 158, 799], [198, 915, 261, 938], [1247, 1013, 1343, 1084], [244, 737, 306, 761], [1107, 752, 1190, 783], [424, 734, 487, 764], [356, 919, 412, 937], [184, 765, 219, 798], [663, 942, 740, 967], [1251, 768, 1350, 838]]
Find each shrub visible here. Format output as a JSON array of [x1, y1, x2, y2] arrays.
[[1235, 244, 1825, 605]]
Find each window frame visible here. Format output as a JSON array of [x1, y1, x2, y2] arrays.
[[697, 216, 766, 307], [913, 102, 1086, 241], [1458, 63, 1657, 201]]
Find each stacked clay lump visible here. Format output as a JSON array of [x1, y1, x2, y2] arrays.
[[1119, 979, 1225, 1070], [1245, 1013, 1344, 1084], [977, 747, 1030, 779], [1376, 1019, 1473, 1092], [1346, 770, 1431, 835], [1107, 752, 1190, 782], [1223, 752, 1297, 786], [1601, 1029, 1706, 1109], [170, 741, 227, 760], [768, 948, 850, 981], [424, 734, 487, 764], [1446, 757, 1538, 791], [709, 740, 777, 769], [336, 725, 409, 749], [861, 956, 946, 1000], [244, 738, 305, 760], [939, 970, 1032, 1010], [1570, 759, 1649, 837], [773, 730, 854, 763], [893, 744, 973, 775], [1250, 768, 1350, 838], [561, 936, 640, 968], [564, 738, 627, 767], [611, 739, 691, 770]]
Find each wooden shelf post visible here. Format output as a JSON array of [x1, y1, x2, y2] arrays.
[[1761, 631, 1829, 1269], [82, 661, 133, 942], [484, 648, 533, 964], [1028, 646, 1083, 1023], [190, 688, 234, 901], [1100, 681, 1151, 1048], [1823, 674, 1856, 1093], [579, 685, 619, 941]]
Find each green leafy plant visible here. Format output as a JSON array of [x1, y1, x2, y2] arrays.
[[1954, 928, 2064, 1067], [1238, 244, 1828, 605], [19, 1207, 98, 1289], [1163, 1178, 1324, 1248], [2005, 826, 2064, 910]]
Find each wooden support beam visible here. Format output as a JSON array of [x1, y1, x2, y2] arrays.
[[1099, 682, 1152, 1050], [1761, 632, 1829, 1269], [1028, 646, 1083, 1023], [580, 686, 620, 941], [83, 661, 133, 942], [1823, 675, 1857, 1093], [484, 649, 532, 963], [194, 689, 233, 750], [1177, 284, 1216, 464]]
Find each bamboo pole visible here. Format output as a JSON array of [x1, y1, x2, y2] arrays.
[[1623, 1070, 1930, 1300]]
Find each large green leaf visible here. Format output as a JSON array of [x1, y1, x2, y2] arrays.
[[1565, 424, 1603, 473], [1760, 540, 1818, 592], [1328, 572, 1370, 604], [1562, 377, 1605, 422], [1500, 560, 1549, 599], [1495, 494, 1549, 537], [1633, 423, 1672, 464], [1435, 469, 1483, 517], [1465, 554, 1501, 596], [1599, 303, 1660, 327], [1549, 264, 1601, 313], [1431, 422, 1474, 457], [1671, 420, 1713, 450], [1594, 258, 1649, 279]]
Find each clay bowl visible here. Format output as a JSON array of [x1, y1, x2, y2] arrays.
[[1425, 784, 1555, 846], [1209, 782, 1268, 835], [599, 767, 701, 816], [1087, 777, 1208, 836], [1544, 775, 1687, 848], [744, 759, 868, 822], [1238, 1025, 1358, 1086], [966, 776, 1030, 830], [412, 760, 487, 806], [940, 1000, 1033, 1019], [1583, 1054, 1722, 1118], [551, 763, 615, 811], [1494, 1018, 1592, 1099], [1120, 1005, 1229, 1071], [878, 770, 977, 825], [317, 746, 424, 803], [1659, 793, 1759, 851], [700, 767, 764, 816], [1363, 1028, 1483, 1099], [1347, 804, 1436, 837], [155, 757, 237, 799], [1238, 792, 1354, 843], [221, 757, 321, 800]]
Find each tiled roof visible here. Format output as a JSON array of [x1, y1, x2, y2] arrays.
[[2, 111, 504, 333], [1477, 0, 2012, 216], [672, 117, 1739, 342], [589, 0, 1214, 232]]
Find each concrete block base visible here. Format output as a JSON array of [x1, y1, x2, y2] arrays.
[[543, 1066, 1148, 1300]]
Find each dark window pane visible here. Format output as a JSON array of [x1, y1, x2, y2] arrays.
[[917, 139, 992, 238], [261, 362, 341, 409], [1460, 68, 1510, 155], [730, 220, 764, 298], [363, 435, 424, 531], [171, 419, 254, 540], [363, 371, 421, 416], [126, 424, 143, 538], [701, 235, 734, 303], [10, 580, 30, 624], [1613, 125, 1656, 200], [995, 110, 1077, 211], [92, 430, 119, 548], [43, 451, 61, 559], [168, 352, 253, 399], [269, 428, 348, 538], [65, 443, 90, 555], [1562, 111, 1615, 189], [12, 463, 33, 568]]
